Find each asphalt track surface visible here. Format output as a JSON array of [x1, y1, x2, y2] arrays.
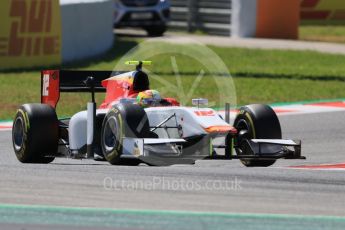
[[2, 31, 345, 229], [0, 111, 345, 229]]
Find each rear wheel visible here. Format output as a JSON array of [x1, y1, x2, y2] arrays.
[[101, 103, 150, 165], [12, 104, 58, 163], [233, 104, 281, 167]]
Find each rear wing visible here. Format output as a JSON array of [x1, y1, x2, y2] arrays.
[[41, 70, 125, 108]]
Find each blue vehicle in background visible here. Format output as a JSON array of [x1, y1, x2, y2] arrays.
[[113, 0, 170, 36]]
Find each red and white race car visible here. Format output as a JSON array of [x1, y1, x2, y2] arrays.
[[12, 61, 304, 166]]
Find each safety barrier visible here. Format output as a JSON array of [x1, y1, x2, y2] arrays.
[[170, 0, 232, 36], [60, 0, 114, 63], [0, 0, 62, 70], [301, 0, 345, 21], [0, 0, 114, 70], [170, 0, 300, 39]]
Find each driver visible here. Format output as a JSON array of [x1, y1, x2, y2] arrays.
[[136, 90, 171, 107]]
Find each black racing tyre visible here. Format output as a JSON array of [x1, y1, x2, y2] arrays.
[[145, 25, 167, 37], [101, 103, 150, 165], [12, 103, 58, 163], [233, 104, 281, 167]]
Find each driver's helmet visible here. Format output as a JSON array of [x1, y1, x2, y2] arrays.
[[136, 89, 161, 107]]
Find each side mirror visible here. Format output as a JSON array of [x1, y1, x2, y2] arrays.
[[192, 98, 208, 108]]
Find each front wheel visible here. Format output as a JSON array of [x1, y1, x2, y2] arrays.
[[101, 103, 151, 165], [233, 104, 281, 167]]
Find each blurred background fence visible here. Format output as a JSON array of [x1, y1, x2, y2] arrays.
[[170, 0, 232, 36], [169, 0, 345, 37]]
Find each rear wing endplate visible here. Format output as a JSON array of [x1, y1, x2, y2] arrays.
[[41, 70, 125, 108]]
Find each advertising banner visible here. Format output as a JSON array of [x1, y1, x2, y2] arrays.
[[301, 0, 345, 20], [0, 0, 61, 70]]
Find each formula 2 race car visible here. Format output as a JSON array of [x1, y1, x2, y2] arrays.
[[12, 61, 305, 167]]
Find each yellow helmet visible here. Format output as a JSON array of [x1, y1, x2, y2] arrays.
[[136, 90, 161, 107]]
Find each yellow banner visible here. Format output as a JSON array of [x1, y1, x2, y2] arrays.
[[315, 0, 345, 10], [301, 0, 345, 20], [0, 0, 61, 70]]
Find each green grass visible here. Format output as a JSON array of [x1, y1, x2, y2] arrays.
[[1, 37, 345, 120], [212, 46, 345, 80], [300, 23, 345, 44]]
